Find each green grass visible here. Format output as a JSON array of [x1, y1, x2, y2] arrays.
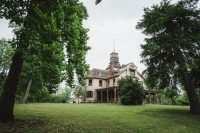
[[0, 104, 200, 133]]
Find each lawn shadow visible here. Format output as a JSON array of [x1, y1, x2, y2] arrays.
[[138, 105, 200, 118], [137, 105, 200, 130], [0, 117, 47, 133]]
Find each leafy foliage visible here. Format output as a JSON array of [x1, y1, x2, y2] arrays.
[[155, 86, 179, 105], [63, 1, 90, 87], [177, 91, 189, 106], [118, 76, 144, 105], [0, 0, 89, 100], [0, 0, 91, 121], [136, 0, 200, 113], [0, 39, 15, 91]]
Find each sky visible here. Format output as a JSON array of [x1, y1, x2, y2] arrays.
[[0, 0, 189, 73], [80, 0, 180, 73]]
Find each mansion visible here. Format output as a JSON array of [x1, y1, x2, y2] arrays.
[[85, 51, 153, 103]]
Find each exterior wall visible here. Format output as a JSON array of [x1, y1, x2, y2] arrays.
[[85, 62, 146, 103], [118, 62, 145, 88], [86, 78, 107, 102], [107, 78, 115, 87], [86, 79, 96, 102], [86, 78, 107, 89]]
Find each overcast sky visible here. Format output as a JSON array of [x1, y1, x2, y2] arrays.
[[80, 0, 180, 73], [0, 0, 195, 73]]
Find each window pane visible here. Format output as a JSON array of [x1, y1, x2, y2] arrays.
[[99, 80, 102, 87], [86, 91, 93, 98], [88, 79, 92, 86]]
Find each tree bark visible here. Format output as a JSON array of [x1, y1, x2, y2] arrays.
[[21, 79, 32, 104], [0, 50, 24, 122], [183, 73, 200, 114], [0, 1, 35, 122]]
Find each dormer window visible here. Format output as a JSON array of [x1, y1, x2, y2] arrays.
[[130, 69, 135, 77], [130, 65, 134, 68]]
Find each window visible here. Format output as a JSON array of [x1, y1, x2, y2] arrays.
[[88, 79, 92, 86], [107, 80, 110, 87], [99, 80, 102, 87], [130, 70, 135, 77], [113, 78, 115, 85], [86, 91, 93, 98]]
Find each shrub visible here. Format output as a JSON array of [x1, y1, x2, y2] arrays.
[[176, 91, 189, 106], [46, 95, 67, 103], [118, 76, 144, 105]]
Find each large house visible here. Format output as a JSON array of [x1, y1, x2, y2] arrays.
[[85, 51, 152, 103]]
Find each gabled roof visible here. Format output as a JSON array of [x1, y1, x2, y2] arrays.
[[87, 68, 110, 79], [121, 62, 137, 69]]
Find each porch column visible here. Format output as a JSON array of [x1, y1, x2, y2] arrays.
[[114, 89, 116, 102], [107, 89, 109, 102], [149, 92, 151, 104], [101, 90, 103, 103]]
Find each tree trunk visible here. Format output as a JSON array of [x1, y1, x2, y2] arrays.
[[0, 1, 35, 122], [21, 79, 32, 104], [183, 73, 200, 114], [171, 97, 176, 105], [0, 51, 24, 122], [78, 94, 79, 103]]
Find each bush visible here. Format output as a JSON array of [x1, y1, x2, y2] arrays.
[[176, 91, 189, 106], [118, 76, 144, 105], [45, 95, 67, 103]]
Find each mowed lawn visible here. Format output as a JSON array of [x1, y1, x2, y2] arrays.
[[0, 104, 200, 133]]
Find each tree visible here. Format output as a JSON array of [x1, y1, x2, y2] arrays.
[[0, 39, 15, 92], [0, 0, 89, 122], [162, 86, 179, 105], [118, 76, 144, 105], [73, 84, 85, 103], [136, 0, 200, 114], [18, 40, 65, 103], [0, 39, 65, 103], [63, 0, 90, 87], [177, 91, 189, 105]]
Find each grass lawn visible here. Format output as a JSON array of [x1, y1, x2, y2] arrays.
[[0, 104, 200, 133]]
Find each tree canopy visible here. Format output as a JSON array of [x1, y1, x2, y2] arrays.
[[137, 0, 200, 114], [0, 0, 90, 122]]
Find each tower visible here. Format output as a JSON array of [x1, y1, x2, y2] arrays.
[[106, 49, 121, 76]]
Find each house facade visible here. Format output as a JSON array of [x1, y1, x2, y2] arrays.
[[85, 51, 149, 103]]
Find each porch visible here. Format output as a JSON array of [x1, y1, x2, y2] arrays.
[[96, 87, 119, 103]]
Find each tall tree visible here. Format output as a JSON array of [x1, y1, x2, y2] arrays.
[[63, 1, 90, 87], [137, 0, 200, 114], [0, 0, 89, 122], [0, 0, 64, 122]]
